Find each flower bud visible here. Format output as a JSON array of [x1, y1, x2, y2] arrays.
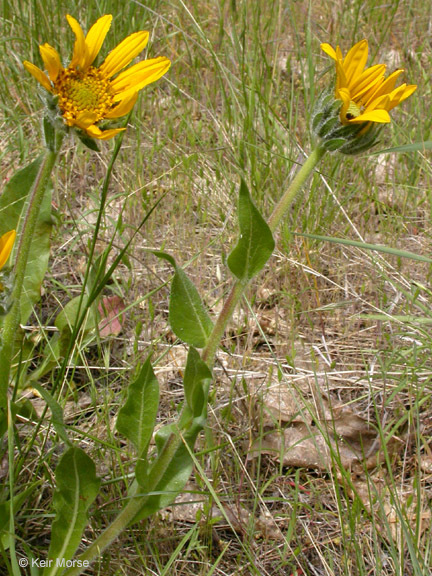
[[311, 90, 381, 155]]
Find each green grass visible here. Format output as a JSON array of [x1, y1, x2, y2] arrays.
[[1, 0, 431, 574]]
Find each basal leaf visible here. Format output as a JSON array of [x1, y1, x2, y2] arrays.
[[133, 350, 211, 522], [133, 416, 204, 523], [169, 267, 213, 348], [45, 447, 100, 576], [0, 156, 53, 324], [227, 179, 274, 281], [116, 356, 160, 457]]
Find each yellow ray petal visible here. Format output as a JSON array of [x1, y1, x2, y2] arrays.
[[387, 83, 417, 109], [105, 93, 138, 118], [39, 43, 62, 82], [321, 43, 337, 60], [0, 230, 16, 270], [349, 109, 391, 123], [99, 31, 149, 78], [74, 110, 99, 129], [343, 39, 368, 85], [351, 64, 386, 101], [111, 57, 171, 101], [84, 14, 112, 69], [85, 125, 126, 139], [334, 58, 348, 93], [337, 87, 352, 121], [23, 61, 53, 92], [366, 69, 404, 103], [67, 14, 87, 70]]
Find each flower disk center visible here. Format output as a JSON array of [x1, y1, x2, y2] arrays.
[[54, 67, 114, 124], [343, 100, 362, 123]]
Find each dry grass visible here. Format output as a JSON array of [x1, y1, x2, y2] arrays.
[[1, 0, 432, 574]]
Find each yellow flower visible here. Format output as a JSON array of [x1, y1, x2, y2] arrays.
[[0, 230, 16, 271], [23, 15, 171, 140], [321, 39, 416, 126]]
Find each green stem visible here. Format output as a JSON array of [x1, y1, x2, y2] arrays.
[[0, 141, 62, 407], [202, 144, 326, 367], [61, 143, 326, 575], [201, 279, 247, 366], [62, 430, 183, 576], [267, 145, 326, 233]]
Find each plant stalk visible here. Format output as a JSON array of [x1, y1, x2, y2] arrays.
[[61, 144, 326, 575], [0, 140, 62, 407], [202, 145, 326, 367], [62, 430, 184, 575]]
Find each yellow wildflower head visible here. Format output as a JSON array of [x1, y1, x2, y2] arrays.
[[0, 230, 16, 271], [23, 15, 171, 140], [321, 39, 417, 126]]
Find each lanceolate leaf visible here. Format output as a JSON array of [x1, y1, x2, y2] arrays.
[[169, 266, 213, 348], [0, 156, 53, 324], [227, 179, 275, 281], [45, 447, 100, 576], [133, 348, 211, 521], [153, 251, 213, 348], [133, 418, 204, 522], [183, 347, 212, 418], [116, 356, 160, 456]]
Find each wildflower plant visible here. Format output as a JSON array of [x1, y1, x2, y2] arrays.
[[0, 16, 419, 576], [23, 14, 170, 142], [312, 39, 417, 154]]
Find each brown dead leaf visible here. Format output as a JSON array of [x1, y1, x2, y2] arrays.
[[350, 471, 432, 546], [98, 295, 125, 337], [386, 502, 431, 544], [249, 417, 378, 471], [249, 383, 391, 472]]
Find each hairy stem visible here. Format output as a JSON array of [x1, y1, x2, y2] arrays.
[[202, 145, 326, 367], [61, 144, 326, 575]]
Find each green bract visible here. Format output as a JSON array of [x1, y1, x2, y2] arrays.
[[311, 90, 382, 155]]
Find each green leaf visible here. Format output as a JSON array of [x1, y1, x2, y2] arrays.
[[45, 447, 100, 576], [133, 417, 204, 523], [77, 131, 100, 152], [132, 350, 211, 521], [169, 267, 213, 348], [227, 179, 275, 281], [371, 140, 432, 155], [295, 232, 432, 263], [0, 156, 53, 324], [183, 347, 212, 418], [152, 250, 176, 268], [153, 251, 213, 347], [116, 356, 160, 457]]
